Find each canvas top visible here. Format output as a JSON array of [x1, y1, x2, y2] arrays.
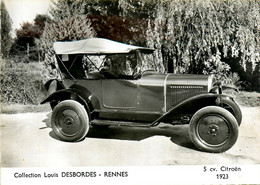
[[53, 38, 154, 55]]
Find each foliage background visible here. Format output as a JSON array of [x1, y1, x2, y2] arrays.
[[0, 0, 260, 105], [43, 0, 259, 89], [0, 58, 47, 104], [1, 1, 13, 58]]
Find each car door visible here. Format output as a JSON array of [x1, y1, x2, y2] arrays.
[[101, 79, 138, 109]]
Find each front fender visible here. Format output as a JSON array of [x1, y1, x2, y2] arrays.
[[44, 79, 64, 96], [41, 89, 74, 104], [152, 93, 238, 124], [40, 88, 98, 113]]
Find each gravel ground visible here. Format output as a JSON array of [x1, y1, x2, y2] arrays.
[[0, 106, 259, 167]]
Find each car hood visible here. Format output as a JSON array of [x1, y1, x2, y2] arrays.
[[141, 73, 214, 92], [166, 74, 213, 92], [140, 73, 214, 111]]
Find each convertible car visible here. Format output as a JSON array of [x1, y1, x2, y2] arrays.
[[41, 38, 242, 153]]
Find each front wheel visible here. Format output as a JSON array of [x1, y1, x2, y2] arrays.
[[221, 98, 242, 126], [51, 100, 89, 142], [189, 106, 238, 153]]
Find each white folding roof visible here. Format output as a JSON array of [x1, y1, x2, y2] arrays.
[[53, 38, 154, 55]]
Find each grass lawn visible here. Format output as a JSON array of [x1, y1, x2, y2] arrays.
[[0, 103, 51, 114], [225, 91, 260, 107]]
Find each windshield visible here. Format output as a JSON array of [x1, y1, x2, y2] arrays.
[[85, 54, 137, 76], [136, 51, 157, 72]]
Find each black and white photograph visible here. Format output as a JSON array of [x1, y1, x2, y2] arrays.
[[1, 0, 260, 184]]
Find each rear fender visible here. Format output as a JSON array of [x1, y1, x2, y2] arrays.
[[152, 94, 236, 124]]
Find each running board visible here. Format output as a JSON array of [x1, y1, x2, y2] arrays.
[[91, 119, 152, 128]]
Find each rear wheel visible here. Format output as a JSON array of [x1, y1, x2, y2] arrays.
[[51, 100, 89, 142], [189, 106, 238, 153]]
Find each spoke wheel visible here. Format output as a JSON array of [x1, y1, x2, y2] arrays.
[[51, 100, 89, 142], [189, 106, 238, 153]]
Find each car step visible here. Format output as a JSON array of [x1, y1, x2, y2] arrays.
[[91, 119, 152, 127]]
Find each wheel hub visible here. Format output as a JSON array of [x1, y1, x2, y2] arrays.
[[56, 109, 81, 136], [197, 115, 230, 146], [208, 124, 219, 136], [64, 117, 74, 126]]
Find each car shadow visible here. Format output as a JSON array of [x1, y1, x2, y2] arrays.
[[43, 112, 197, 150], [47, 124, 197, 151], [88, 124, 197, 150]]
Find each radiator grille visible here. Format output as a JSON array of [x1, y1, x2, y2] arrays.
[[166, 85, 207, 110]]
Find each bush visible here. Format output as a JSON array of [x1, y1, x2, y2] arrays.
[[222, 72, 240, 88], [0, 58, 47, 104]]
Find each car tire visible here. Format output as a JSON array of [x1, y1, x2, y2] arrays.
[[50, 101, 58, 110], [221, 98, 242, 126], [189, 106, 238, 153], [51, 100, 89, 142]]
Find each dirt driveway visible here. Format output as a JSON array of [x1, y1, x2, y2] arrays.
[[0, 106, 260, 167]]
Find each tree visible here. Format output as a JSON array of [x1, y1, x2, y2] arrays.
[[1, 1, 13, 58], [34, 14, 51, 30], [12, 22, 41, 49], [9, 14, 50, 62], [40, 0, 260, 90], [84, 0, 162, 70], [41, 15, 95, 49], [79, 0, 150, 45], [115, 0, 259, 90], [87, 14, 146, 44], [40, 0, 96, 79], [48, 0, 86, 20], [137, 0, 259, 80]]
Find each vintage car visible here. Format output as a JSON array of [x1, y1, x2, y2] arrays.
[[41, 38, 242, 153]]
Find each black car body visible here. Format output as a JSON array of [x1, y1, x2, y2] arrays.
[[41, 38, 242, 153]]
